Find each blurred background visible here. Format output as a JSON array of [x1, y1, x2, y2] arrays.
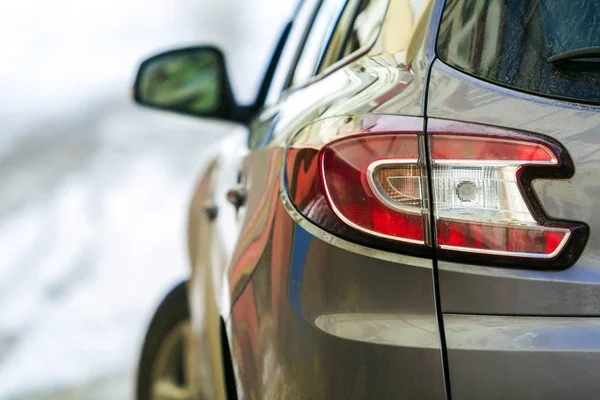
[[0, 0, 294, 398]]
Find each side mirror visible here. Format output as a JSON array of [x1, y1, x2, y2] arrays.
[[134, 46, 244, 120]]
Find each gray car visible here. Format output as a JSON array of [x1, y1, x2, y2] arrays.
[[132, 0, 600, 398]]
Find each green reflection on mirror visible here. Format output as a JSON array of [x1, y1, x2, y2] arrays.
[[137, 49, 222, 115]]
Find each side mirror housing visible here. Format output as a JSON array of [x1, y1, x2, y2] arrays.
[[133, 46, 250, 122]]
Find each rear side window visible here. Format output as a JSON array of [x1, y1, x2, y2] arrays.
[[289, 0, 387, 89], [316, 0, 370, 74], [437, 0, 600, 105], [289, 0, 348, 88], [338, 0, 386, 59]]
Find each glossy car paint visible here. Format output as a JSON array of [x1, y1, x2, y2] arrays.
[[185, 0, 448, 398], [187, 127, 248, 399], [428, 62, 600, 316], [177, 0, 600, 398], [231, 0, 448, 396]]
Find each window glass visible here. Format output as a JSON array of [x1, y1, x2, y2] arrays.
[[437, 0, 600, 104], [264, 0, 322, 105], [316, 0, 364, 74], [319, 0, 389, 73], [292, 0, 390, 85], [288, 0, 348, 88], [340, 0, 386, 58]]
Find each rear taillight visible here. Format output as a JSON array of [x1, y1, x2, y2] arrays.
[[430, 132, 567, 258], [428, 119, 587, 268], [320, 134, 425, 243], [285, 115, 431, 256], [285, 116, 588, 268]]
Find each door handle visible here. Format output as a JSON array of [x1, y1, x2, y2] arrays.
[[226, 184, 247, 210]]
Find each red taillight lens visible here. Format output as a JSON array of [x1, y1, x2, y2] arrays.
[[436, 220, 568, 258], [430, 135, 556, 162], [319, 134, 425, 243], [285, 115, 429, 253]]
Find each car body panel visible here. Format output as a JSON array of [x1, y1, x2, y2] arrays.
[[428, 60, 600, 316], [231, 218, 444, 398], [187, 127, 248, 399], [427, 60, 600, 398], [444, 314, 600, 400], [213, 0, 447, 397]]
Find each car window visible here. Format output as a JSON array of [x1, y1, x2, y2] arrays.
[[251, 0, 388, 150], [338, 0, 387, 60], [291, 0, 388, 87], [264, 0, 323, 106], [316, 0, 365, 74], [288, 0, 349, 88], [263, 0, 390, 107], [437, 0, 600, 105]]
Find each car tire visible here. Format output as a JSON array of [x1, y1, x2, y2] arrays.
[[136, 281, 191, 400]]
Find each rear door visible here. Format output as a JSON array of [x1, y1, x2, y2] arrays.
[[428, 1, 600, 398]]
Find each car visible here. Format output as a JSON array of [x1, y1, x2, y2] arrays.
[[132, 0, 600, 398]]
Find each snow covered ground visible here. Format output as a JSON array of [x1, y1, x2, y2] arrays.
[[0, 0, 293, 398]]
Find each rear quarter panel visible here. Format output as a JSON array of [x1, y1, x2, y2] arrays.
[[227, 0, 448, 397]]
